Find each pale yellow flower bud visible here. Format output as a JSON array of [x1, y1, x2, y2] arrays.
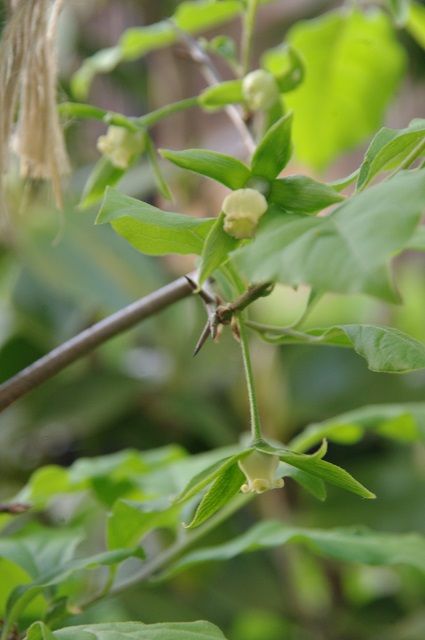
[[242, 69, 280, 111], [97, 126, 145, 169], [238, 451, 284, 494], [222, 188, 268, 239]]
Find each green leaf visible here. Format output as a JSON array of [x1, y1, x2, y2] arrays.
[[250, 113, 293, 180], [185, 463, 245, 529], [280, 465, 327, 501], [160, 148, 251, 189], [107, 500, 179, 550], [359, 120, 425, 189], [163, 521, 425, 579], [261, 45, 304, 92], [198, 213, 239, 284], [258, 324, 425, 373], [26, 621, 56, 640], [234, 170, 425, 301], [174, 0, 242, 32], [269, 175, 343, 213], [28, 620, 229, 640], [289, 403, 425, 452], [407, 1, 425, 48], [387, 0, 411, 25], [255, 443, 375, 499], [285, 9, 406, 169], [173, 452, 246, 505], [80, 157, 125, 209], [145, 134, 172, 200], [407, 225, 425, 251], [199, 80, 244, 109], [97, 188, 215, 256], [71, 47, 122, 100]]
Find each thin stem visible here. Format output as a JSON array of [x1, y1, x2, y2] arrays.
[[241, 0, 260, 76], [137, 96, 199, 128], [238, 315, 263, 442], [0, 275, 195, 413]]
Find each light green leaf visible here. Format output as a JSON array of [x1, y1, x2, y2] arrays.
[[261, 45, 304, 92], [163, 521, 425, 579], [250, 113, 293, 180], [407, 225, 425, 250], [257, 324, 425, 373], [118, 21, 175, 60], [97, 188, 215, 256], [145, 134, 172, 200], [71, 47, 122, 100], [174, 0, 242, 32], [234, 170, 425, 301], [289, 403, 425, 452], [280, 465, 327, 501], [269, 175, 343, 213], [388, 0, 411, 25], [80, 157, 125, 209], [285, 9, 406, 169], [160, 148, 251, 189], [199, 80, 244, 109], [357, 119, 425, 189], [107, 500, 179, 550], [255, 444, 375, 499], [198, 213, 239, 284], [407, 1, 425, 48], [28, 620, 229, 640], [185, 463, 244, 529]]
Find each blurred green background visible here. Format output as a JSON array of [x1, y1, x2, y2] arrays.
[[0, 1, 424, 639]]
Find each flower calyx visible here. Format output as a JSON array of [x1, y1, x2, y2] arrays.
[[97, 125, 145, 169], [222, 188, 268, 239], [238, 449, 284, 494]]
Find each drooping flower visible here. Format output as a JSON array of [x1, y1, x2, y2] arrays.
[[242, 69, 280, 111], [238, 450, 284, 494], [222, 187, 268, 239], [97, 126, 145, 169]]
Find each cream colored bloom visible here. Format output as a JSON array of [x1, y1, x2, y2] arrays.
[[222, 188, 268, 239], [238, 451, 284, 494], [242, 70, 280, 111], [97, 126, 145, 169]]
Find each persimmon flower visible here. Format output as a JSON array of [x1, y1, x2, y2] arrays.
[[242, 69, 280, 111], [238, 450, 284, 494], [97, 126, 145, 169], [222, 188, 268, 239]]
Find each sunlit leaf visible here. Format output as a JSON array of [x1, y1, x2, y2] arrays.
[[160, 148, 251, 189]]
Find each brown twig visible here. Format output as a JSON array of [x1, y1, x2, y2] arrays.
[[0, 275, 195, 413]]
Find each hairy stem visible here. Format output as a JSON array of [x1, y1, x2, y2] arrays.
[[238, 316, 263, 442]]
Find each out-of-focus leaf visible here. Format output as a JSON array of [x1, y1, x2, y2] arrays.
[[160, 148, 251, 189], [107, 500, 179, 550], [407, 225, 425, 250], [250, 113, 293, 180], [80, 157, 125, 209], [97, 188, 214, 255], [269, 175, 343, 213], [387, 0, 411, 25], [407, 1, 425, 48], [285, 9, 406, 169], [234, 170, 425, 301], [357, 119, 425, 190], [261, 45, 304, 92], [27, 620, 229, 640], [257, 324, 425, 373], [198, 213, 239, 284], [199, 80, 244, 109], [162, 521, 425, 578], [289, 403, 425, 452]]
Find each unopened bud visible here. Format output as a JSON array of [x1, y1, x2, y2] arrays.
[[97, 126, 145, 169], [242, 69, 280, 111], [222, 188, 268, 239]]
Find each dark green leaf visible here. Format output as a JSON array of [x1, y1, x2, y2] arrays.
[[80, 157, 125, 209], [198, 213, 239, 284], [280, 465, 327, 501], [269, 175, 343, 213], [160, 148, 251, 189], [250, 113, 293, 180], [185, 463, 245, 529], [163, 522, 425, 579], [97, 188, 215, 256]]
